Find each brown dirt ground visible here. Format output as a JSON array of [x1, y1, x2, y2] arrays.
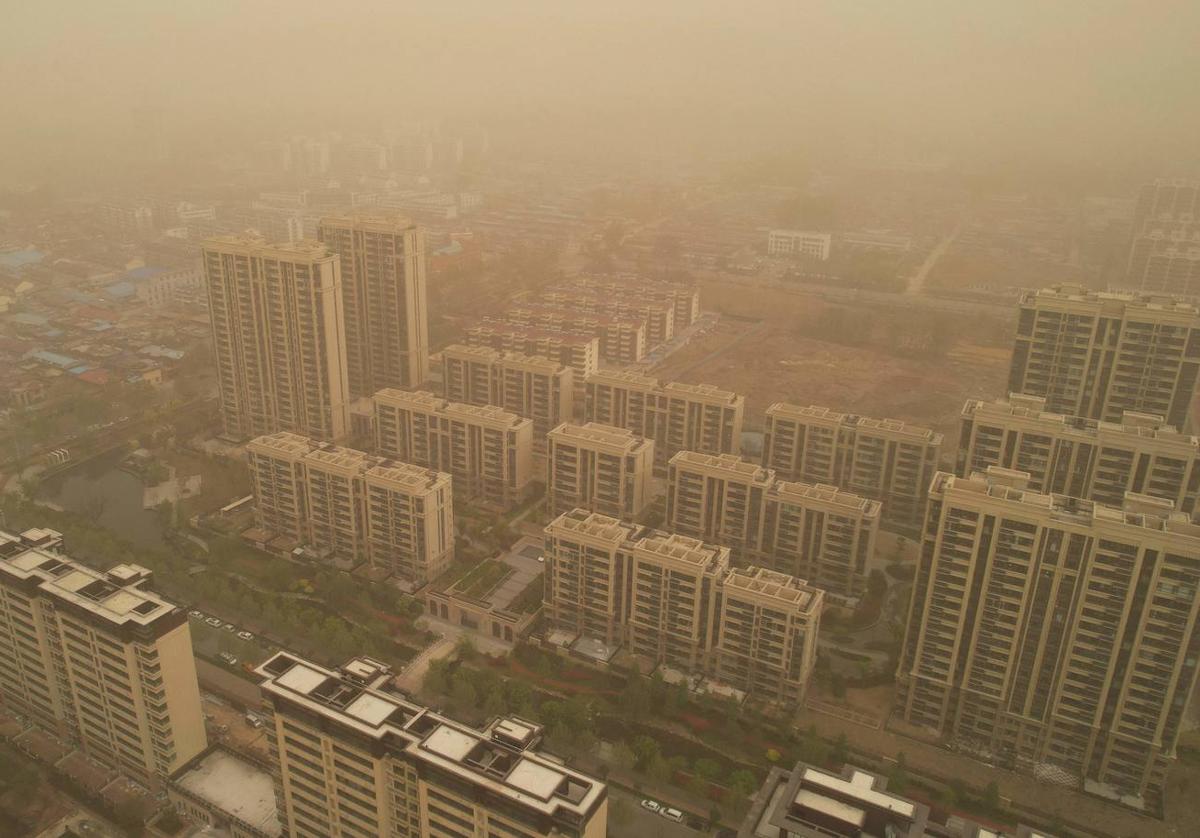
[[655, 320, 1008, 447]]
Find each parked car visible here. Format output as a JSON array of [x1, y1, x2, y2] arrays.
[[218, 652, 238, 666], [639, 799, 660, 813], [237, 631, 254, 642], [205, 617, 222, 628], [660, 807, 684, 823], [188, 610, 204, 620], [222, 623, 236, 632]]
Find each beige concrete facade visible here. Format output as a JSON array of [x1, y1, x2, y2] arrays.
[[666, 451, 880, 598], [465, 322, 599, 407], [542, 510, 822, 703], [546, 422, 655, 521], [0, 529, 207, 790], [318, 212, 429, 396], [557, 276, 700, 334], [440, 344, 573, 452], [537, 289, 676, 349], [763, 402, 942, 534], [202, 234, 350, 442], [256, 653, 608, 838], [895, 468, 1200, 809], [502, 303, 647, 365], [1007, 284, 1200, 430], [585, 369, 744, 475], [958, 394, 1200, 515], [246, 433, 454, 584], [373, 389, 534, 508]]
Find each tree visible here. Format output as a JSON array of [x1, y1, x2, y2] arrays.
[[645, 753, 670, 783], [483, 687, 507, 719], [451, 673, 478, 708], [631, 735, 661, 770], [611, 741, 637, 773], [983, 780, 1001, 812], [694, 758, 720, 783], [724, 768, 753, 801], [831, 733, 850, 766], [619, 675, 651, 720], [423, 659, 451, 695], [455, 634, 477, 661], [889, 752, 909, 793]]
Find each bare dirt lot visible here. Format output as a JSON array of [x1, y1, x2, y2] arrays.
[[654, 307, 1009, 448]]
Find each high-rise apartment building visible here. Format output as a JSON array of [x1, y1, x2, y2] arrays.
[[246, 433, 454, 584], [546, 422, 656, 521], [895, 468, 1200, 807], [585, 370, 744, 475], [318, 212, 429, 396], [203, 234, 349, 441], [958, 394, 1200, 515], [440, 344, 573, 452], [543, 510, 822, 703], [1007, 284, 1200, 430], [763, 403, 942, 533], [373, 389, 534, 507], [255, 652, 608, 838], [465, 323, 599, 404], [1125, 180, 1200, 293], [0, 529, 207, 789], [666, 451, 879, 598]]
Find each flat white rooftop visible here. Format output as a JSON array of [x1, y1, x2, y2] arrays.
[[174, 749, 282, 837]]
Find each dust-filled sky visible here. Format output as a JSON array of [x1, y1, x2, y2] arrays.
[[1, 0, 1198, 184]]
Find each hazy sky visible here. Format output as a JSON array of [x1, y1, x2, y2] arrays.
[[2, 1, 1198, 184]]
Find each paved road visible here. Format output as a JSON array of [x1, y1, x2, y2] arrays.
[[610, 788, 709, 838], [906, 220, 963, 295]]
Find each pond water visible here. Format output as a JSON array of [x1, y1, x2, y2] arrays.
[[38, 448, 169, 550]]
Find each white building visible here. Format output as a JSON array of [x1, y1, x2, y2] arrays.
[[767, 229, 832, 260]]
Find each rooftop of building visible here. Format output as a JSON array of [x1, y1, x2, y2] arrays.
[[505, 303, 645, 328], [771, 481, 882, 518], [739, 761, 925, 838], [721, 566, 822, 611], [767, 403, 941, 443], [962, 395, 1199, 448], [1019, 283, 1200, 315], [0, 529, 177, 628], [940, 468, 1200, 542], [548, 421, 651, 452], [467, 322, 599, 347], [170, 747, 282, 837], [255, 653, 605, 820], [441, 342, 567, 373], [317, 209, 418, 232], [201, 233, 335, 262], [544, 508, 639, 543], [670, 450, 773, 482]]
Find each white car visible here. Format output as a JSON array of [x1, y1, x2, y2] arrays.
[[659, 807, 684, 823], [218, 652, 238, 666], [205, 617, 222, 628], [639, 799, 659, 813], [237, 631, 254, 642], [222, 623, 236, 632], [188, 610, 204, 620]]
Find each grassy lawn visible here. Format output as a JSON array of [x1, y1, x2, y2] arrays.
[[507, 572, 544, 615], [452, 559, 511, 600]]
